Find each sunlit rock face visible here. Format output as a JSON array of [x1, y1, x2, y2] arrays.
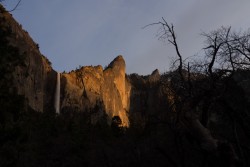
[[61, 65, 104, 112], [1, 5, 164, 127], [1, 8, 131, 126], [102, 56, 131, 126], [61, 56, 131, 126]]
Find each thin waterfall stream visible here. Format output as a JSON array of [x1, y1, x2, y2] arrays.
[[55, 72, 60, 113]]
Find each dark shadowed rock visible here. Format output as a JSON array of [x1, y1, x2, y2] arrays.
[[0, 5, 56, 112]]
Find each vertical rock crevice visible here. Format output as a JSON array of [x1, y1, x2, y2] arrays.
[[60, 56, 131, 126]]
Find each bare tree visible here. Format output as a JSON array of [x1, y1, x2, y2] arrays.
[[145, 18, 217, 150], [144, 17, 184, 81], [228, 30, 250, 69], [202, 26, 250, 77], [202, 26, 231, 76], [146, 19, 249, 166]]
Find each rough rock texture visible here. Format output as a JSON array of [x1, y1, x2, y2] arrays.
[[127, 70, 173, 128], [1, 5, 136, 127], [0, 5, 56, 112], [1, 5, 250, 166], [61, 56, 131, 126], [0, 4, 166, 127]]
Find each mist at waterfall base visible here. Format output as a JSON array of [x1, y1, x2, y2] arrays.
[[54, 72, 60, 113]]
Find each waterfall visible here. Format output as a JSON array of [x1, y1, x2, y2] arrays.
[[55, 72, 60, 113]]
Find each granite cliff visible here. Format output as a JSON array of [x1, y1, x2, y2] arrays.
[[0, 5, 56, 113], [0, 5, 169, 127], [61, 56, 131, 126], [1, 3, 250, 129], [0, 5, 133, 127], [1, 5, 250, 166], [0, 4, 177, 128]]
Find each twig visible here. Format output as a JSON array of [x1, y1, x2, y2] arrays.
[[8, 0, 22, 12]]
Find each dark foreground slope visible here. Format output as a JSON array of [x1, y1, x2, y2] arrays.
[[1, 4, 250, 167]]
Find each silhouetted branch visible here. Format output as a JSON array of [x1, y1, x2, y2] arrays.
[[0, 0, 22, 12], [9, 0, 21, 12], [144, 17, 184, 81], [202, 26, 250, 75], [202, 27, 231, 76]]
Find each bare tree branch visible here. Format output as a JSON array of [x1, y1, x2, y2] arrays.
[[8, 0, 22, 12], [144, 17, 184, 81], [0, 0, 22, 12]]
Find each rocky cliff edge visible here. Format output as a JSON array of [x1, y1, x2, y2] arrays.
[[61, 56, 131, 126]]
